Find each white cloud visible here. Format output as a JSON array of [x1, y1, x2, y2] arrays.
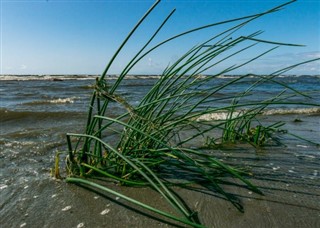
[[270, 51, 320, 61], [20, 64, 27, 70], [299, 51, 320, 59], [148, 57, 153, 66]]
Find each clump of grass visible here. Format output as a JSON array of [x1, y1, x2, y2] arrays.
[[59, 0, 319, 227]]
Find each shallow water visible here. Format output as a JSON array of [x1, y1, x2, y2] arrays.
[[0, 75, 319, 227]]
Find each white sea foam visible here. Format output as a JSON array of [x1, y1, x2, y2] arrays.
[[25, 97, 77, 105], [48, 97, 75, 104], [196, 108, 320, 121], [262, 107, 320, 115], [296, 145, 309, 148], [1, 74, 318, 81], [0, 184, 8, 190], [0, 74, 162, 81], [0, 75, 97, 81], [196, 112, 237, 121], [216, 75, 240, 79]]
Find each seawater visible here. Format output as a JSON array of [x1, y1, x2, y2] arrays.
[[0, 74, 319, 227], [1, 74, 319, 114]]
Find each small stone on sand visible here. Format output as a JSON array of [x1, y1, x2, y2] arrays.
[[62, 205, 72, 211], [100, 208, 110, 215]]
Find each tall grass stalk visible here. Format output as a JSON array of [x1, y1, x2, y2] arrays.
[[60, 0, 320, 227]]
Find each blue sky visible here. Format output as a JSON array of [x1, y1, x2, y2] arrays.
[[1, 0, 319, 75]]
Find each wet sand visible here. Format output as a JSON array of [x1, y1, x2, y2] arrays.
[[1, 115, 319, 227], [1, 159, 319, 228]]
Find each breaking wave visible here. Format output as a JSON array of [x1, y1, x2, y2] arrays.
[[196, 107, 320, 121], [0, 109, 85, 122], [0, 75, 97, 81], [2, 74, 318, 81], [24, 97, 77, 105], [0, 75, 163, 81]]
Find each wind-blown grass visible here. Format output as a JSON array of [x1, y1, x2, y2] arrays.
[[56, 0, 320, 227]]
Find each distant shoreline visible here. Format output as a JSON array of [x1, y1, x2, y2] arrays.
[[1, 74, 319, 77], [1, 74, 319, 82]]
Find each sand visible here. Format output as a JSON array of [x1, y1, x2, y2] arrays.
[[1, 145, 319, 228], [1, 115, 319, 228]]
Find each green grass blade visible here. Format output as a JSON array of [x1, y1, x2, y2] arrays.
[[66, 177, 206, 228]]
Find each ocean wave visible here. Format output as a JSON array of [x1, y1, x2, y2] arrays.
[[262, 107, 320, 115], [0, 109, 85, 122], [1, 74, 319, 81], [196, 107, 320, 121], [0, 75, 97, 81], [216, 74, 320, 79], [23, 97, 77, 105], [0, 75, 163, 81]]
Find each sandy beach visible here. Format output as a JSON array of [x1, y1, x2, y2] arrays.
[[1, 113, 319, 228], [1, 147, 319, 228]]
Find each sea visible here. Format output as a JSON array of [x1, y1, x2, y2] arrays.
[[0, 74, 319, 227]]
